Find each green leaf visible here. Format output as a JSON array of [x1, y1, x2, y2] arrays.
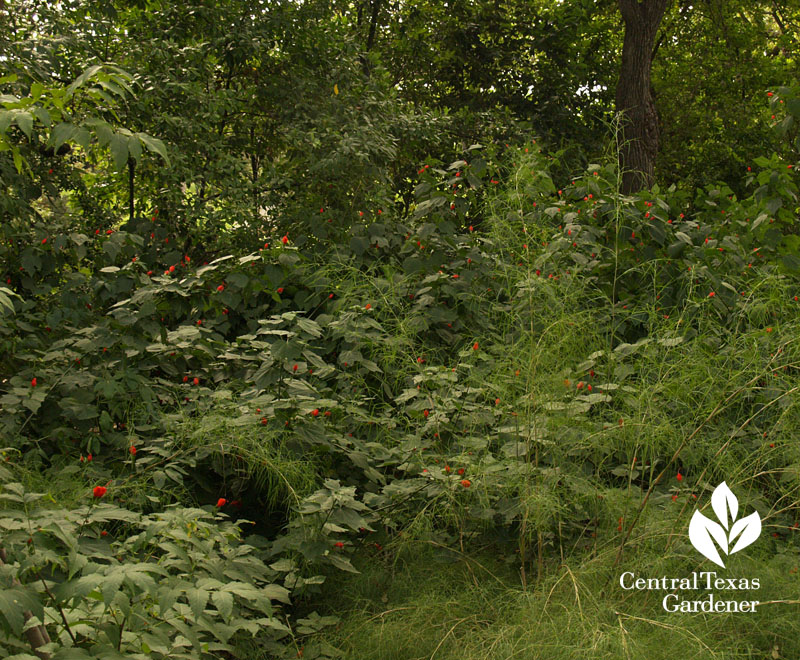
[[51, 649, 93, 660], [137, 132, 170, 166], [68, 65, 104, 94], [327, 554, 360, 573], [109, 133, 128, 171], [186, 587, 209, 618], [50, 122, 77, 151], [261, 583, 291, 604], [212, 590, 234, 620], [13, 110, 33, 138]]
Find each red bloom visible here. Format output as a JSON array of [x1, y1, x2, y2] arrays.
[[460, 479, 471, 488], [169, 265, 175, 273], [129, 446, 137, 455], [183, 376, 189, 383], [423, 409, 429, 417], [311, 409, 319, 417], [87, 454, 92, 462], [261, 417, 267, 425], [457, 468, 465, 475], [473, 342, 479, 351], [216, 498, 227, 508], [334, 541, 344, 548], [281, 235, 289, 244], [101, 530, 108, 536], [365, 303, 372, 309], [217, 284, 224, 292], [30, 377, 37, 387], [277, 287, 284, 293], [41, 237, 47, 244], [708, 291, 715, 298], [676, 472, 683, 482], [193, 377, 199, 386], [293, 364, 298, 372], [93, 486, 107, 498]]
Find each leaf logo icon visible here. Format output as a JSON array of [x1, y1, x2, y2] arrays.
[[688, 482, 761, 568]]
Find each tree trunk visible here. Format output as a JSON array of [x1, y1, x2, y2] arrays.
[[616, 0, 670, 194]]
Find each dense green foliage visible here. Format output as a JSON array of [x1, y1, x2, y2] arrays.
[[2, 1, 800, 658]]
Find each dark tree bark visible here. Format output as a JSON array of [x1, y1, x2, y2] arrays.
[[128, 158, 135, 225], [616, 0, 670, 194]]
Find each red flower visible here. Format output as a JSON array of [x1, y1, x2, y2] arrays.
[[277, 287, 284, 293], [217, 284, 224, 292], [100, 530, 108, 536], [457, 468, 465, 475], [334, 541, 344, 548], [41, 237, 47, 244], [261, 417, 268, 425], [30, 377, 37, 387], [473, 342, 479, 351], [193, 377, 199, 386], [365, 303, 372, 309], [169, 265, 175, 273], [311, 409, 319, 417], [676, 472, 683, 482], [494, 398, 500, 405], [183, 375, 189, 383], [708, 291, 715, 297], [93, 486, 107, 498], [423, 409, 429, 417], [460, 479, 471, 488], [87, 454, 92, 462], [445, 465, 451, 473], [281, 235, 289, 244], [328, 293, 334, 299], [129, 446, 137, 455], [216, 498, 227, 508], [293, 364, 298, 372]]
